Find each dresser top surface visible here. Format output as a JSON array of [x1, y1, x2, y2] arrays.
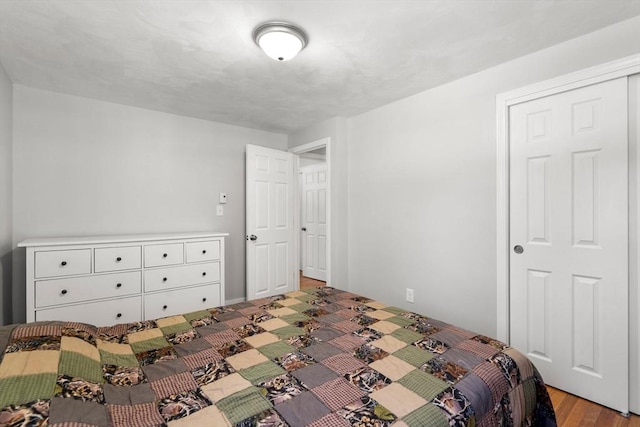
[[18, 232, 229, 247]]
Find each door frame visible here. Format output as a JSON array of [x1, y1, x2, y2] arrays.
[[495, 54, 640, 343], [290, 138, 331, 290]]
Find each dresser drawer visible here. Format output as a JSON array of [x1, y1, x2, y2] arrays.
[[144, 284, 221, 319], [36, 296, 142, 326], [35, 271, 141, 308], [95, 246, 141, 272], [185, 240, 221, 263], [35, 249, 92, 278], [144, 262, 220, 292], [144, 243, 183, 267]]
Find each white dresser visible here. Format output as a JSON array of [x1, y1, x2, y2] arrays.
[[18, 232, 228, 326]]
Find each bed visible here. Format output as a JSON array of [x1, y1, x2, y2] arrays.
[[0, 287, 556, 427]]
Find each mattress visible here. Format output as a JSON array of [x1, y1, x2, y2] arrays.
[[0, 287, 556, 426]]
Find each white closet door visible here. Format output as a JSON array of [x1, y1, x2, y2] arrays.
[[509, 78, 629, 413], [301, 164, 327, 281], [246, 144, 295, 300]]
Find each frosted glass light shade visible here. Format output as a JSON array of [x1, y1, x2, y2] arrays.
[[253, 22, 307, 61]]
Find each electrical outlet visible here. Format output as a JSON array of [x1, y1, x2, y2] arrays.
[[406, 288, 414, 303], [216, 205, 224, 216]]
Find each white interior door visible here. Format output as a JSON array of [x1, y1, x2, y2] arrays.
[[509, 78, 629, 412], [246, 144, 295, 300], [301, 164, 327, 281]]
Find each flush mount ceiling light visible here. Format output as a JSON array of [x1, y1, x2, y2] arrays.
[[253, 22, 307, 61]]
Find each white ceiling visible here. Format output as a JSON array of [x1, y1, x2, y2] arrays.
[[0, 1, 638, 134]]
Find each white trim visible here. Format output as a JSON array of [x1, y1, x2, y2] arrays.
[[496, 54, 640, 343], [298, 152, 326, 161], [290, 138, 331, 290]]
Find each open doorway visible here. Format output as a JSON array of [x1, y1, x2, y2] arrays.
[[290, 138, 330, 290]]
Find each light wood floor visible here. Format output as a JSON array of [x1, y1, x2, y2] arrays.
[[547, 386, 639, 427], [298, 274, 637, 426], [300, 271, 326, 289]]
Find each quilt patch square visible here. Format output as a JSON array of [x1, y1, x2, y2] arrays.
[[49, 397, 109, 425], [149, 371, 198, 400], [58, 350, 104, 384], [370, 335, 407, 354], [369, 320, 400, 334], [157, 388, 211, 423], [390, 328, 424, 345], [344, 366, 391, 393], [243, 332, 279, 348], [0, 373, 57, 407], [292, 362, 340, 389], [353, 343, 389, 364], [226, 349, 269, 371], [301, 342, 343, 361], [166, 404, 230, 427], [238, 361, 286, 385], [257, 341, 297, 360], [369, 382, 427, 418], [182, 348, 223, 370], [135, 347, 178, 366], [267, 307, 297, 318], [337, 396, 396, 426], [107, 401, 165, 427], [393, 345, 434, 367], [321, 353, 365, 375], [258, 373, 307, 405], [274, 391, 331, 427], [328, 334, 366, 351], [191, 359, 235, 387], [203, 330, 242, 348], [397, 369, 449, 401], [0, 350, 60, 378], [201, 372, 252, 402], [311, 377, 365, 411], [165, 329, 199, 346], [403, 402, 449, 427], [258, 318, 289, 331], [271, 325, 306, 340], [215, 386, 272, 425], [215, 340, 252, 358], [367, 310, 395, 321], [130, 337, 171, 355], [275, 350, 316, 372], [368, 355, 415, 381]]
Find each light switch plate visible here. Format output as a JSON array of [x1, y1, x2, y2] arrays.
[[219, 193, 227, 204], [406, 288, 414, 303]]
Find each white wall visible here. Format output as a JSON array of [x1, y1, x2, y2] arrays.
[[288, 117, 349, 290], [347, 17, 640, 337], [0, 65, 12, 325], [11, 86, 287, 323]]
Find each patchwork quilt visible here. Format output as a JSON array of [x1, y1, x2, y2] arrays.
[[0, 287, 556, 426]]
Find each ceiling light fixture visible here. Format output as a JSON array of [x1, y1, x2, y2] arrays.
[[253, 22, 307, 62]]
